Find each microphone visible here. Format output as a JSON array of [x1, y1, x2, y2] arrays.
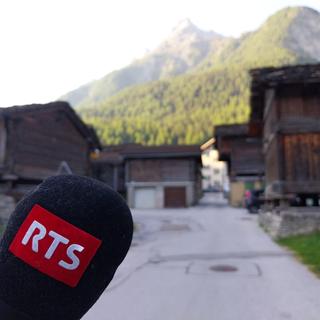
[[0, 175, 133, 320]]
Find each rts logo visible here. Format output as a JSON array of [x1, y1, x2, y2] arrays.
[[9, 204, 102, 287]]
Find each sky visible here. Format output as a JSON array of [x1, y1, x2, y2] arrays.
[[0, 0, 319, 107]]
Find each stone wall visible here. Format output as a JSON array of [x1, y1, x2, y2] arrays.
[[259, 208, 320, 239]]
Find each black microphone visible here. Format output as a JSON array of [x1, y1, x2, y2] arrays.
[[0, 175, 133, 320]]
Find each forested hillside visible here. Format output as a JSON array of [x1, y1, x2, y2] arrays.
[[80, 67, 250, 144], [67, 6, 320, 145]]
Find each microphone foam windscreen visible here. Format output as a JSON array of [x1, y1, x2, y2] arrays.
[[0, 175, 133, 319]]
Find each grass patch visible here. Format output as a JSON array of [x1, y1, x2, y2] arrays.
[[278, 232, 320, 276]]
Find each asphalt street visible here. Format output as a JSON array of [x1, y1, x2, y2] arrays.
[[83, 193, 320, 320]]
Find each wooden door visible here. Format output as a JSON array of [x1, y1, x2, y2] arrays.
[[164, 186, 186, 208], [284, 133, 320, 182]]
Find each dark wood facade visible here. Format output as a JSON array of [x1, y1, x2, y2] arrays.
[[0, 101, 100, 198], [164, 187, 187, 208], [125, 145, 202, 208], [127, 158, 198, 182], [214, 124, 264, 207], [215, 124, 264, 180], [250, 64, 320, 199], [91, 146, 125, 195], [94, 144, 202, 208]]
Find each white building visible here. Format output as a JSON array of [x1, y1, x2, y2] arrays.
[[202, 149, 228, 191]]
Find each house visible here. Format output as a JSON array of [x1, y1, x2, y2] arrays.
[[94, 144, 202, 208], [124, 145, 202, 208], [201, 139, 228, 192], [250, 64, 320, 205], [250, 64, 320, 237], [91, 145, 126, 197], [0, 101, 101, 200], [214, 124, 264, 206]]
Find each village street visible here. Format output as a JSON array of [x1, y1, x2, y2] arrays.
[[84, 193, 320, 320]]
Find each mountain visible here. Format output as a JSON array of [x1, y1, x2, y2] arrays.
[[198, 6, 320, 70], [62, 19, 228, 107], [67, 6, 320, 145]]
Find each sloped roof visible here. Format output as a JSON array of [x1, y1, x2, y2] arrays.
[[93, 151, 124, 164], [96, 144, 201, 163], [250, 63, 320, 121], [0, 101, 101, 149], [250, 64, 320, 87], [122, 144, 201, 158], [215, 124, 249, 137]]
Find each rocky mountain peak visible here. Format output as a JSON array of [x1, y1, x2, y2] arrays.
[[171, 18, 199, 35], [62, 6, 320, 111]]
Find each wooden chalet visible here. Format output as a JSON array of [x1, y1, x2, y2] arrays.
[[91, 145, 126, 196], [215, 124, 264, 206], [124, 144, 202, 208], [250, 64, 320, 205], [94, 144, 202, 208], [0, 101, 101, 199]]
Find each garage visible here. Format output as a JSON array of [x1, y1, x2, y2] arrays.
[[134, 187, 157, 209], [164, 186, 186, 208], [125, 145, 202, 208]]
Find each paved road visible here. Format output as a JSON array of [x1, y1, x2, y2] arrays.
[[84, 193, 320, 320]]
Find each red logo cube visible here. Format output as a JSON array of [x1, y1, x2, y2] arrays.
[[9, 204, 102, 287]]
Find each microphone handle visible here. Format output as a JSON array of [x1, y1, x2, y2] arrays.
[[0, 299, 32, 320]]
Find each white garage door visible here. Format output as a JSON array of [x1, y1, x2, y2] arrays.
[[134, 187, 157, 208]]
